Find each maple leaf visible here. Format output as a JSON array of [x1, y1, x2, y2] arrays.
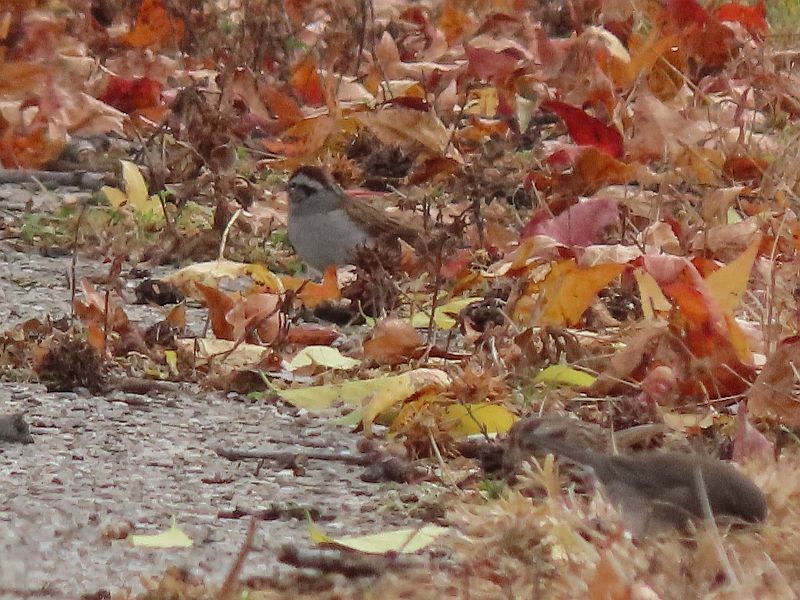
[[542, 100, 624, 159]]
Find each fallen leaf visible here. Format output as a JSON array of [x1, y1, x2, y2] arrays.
[[538, 260, 625, 326], [442, 403, 518, 437], [289, 346, 361, 371], [542, 101, 624, 158], [534, 365, 596, 387], [522, 197, 619, 246], [311, 523, 448, 554], [131, 517, 192, 548]]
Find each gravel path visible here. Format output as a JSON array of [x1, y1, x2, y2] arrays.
[[0, 183, 434, 597]]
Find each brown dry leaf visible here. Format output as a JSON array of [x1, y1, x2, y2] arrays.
[[363, 318, 424, 366], [353, 107, 458, 160], [732, 401, 774, 463], [195, 282, 281, 345], [748, 337, 800, 426], [568, 147, 638, 192], [464, 35, 531, 82], [73, 279, 130, 334], [262, 113, 337, 158]]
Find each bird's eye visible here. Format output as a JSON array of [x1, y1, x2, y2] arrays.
[[291, 183, 314, 199]]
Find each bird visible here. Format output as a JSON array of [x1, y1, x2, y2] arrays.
[[506, 416, 767, 536], [286, 166, 421, 272]]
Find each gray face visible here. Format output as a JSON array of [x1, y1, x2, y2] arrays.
[[287, 171, 342, 217], [286, 170, 371, 271]]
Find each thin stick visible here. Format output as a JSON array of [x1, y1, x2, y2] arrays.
[[217, 516, 259, 600], [693, 467, 740, 587]]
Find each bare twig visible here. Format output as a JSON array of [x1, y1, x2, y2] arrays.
[[215, 446, 371, 465], [217, 516, 259, 600], [0, 168, 111, 190], [278, 544, 427, 577]]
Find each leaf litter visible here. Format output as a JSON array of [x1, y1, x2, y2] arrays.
[[2, 0, 800, 597]]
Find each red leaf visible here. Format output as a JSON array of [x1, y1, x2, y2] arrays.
[[715, 1, 768, 38], [664, 0, 708, 27], [541, 101, 623, 159], [522, 197, 619, 246], [99, 76, 163, 114]]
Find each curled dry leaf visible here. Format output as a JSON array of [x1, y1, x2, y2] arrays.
[[363, 318, 423, 366], [748, 337, 800, 426], [195, 282, 281, 345]]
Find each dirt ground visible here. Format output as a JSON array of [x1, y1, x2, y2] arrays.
[[0, 183, 435, 598]]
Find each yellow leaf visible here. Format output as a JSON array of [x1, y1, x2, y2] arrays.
[[361, 369, 450, 436], [288, 346, 361, 370], [307, 517, 331, 545], [164, 350, 178, 375], [101, 185, 127, 208], [662, 411, 715, 433], [176, 338, 268, 371], [119, 160, 163, 216], [311, 524, 449, 554], [120, 160, 149, 209], [244, 263, 285, 293], [467, 87, 498, 117], [705, 237, 761, 314], [634, 267, 671, 320], [166, 260, 282, 300], [443, 403, 518, 437], [102, 161, 163, 220], [539, 260, 624, 326], [533, 365, 596, 387], [131, 517, 193, 548], [278, 369, 451, 431]]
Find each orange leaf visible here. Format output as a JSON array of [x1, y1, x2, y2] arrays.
[[120, 0, 185, 49], [261, 114, 336, 158], [226, 293, 282, 345], [538, 260, 625, 326], [261, 85, 304, 129], [195, 282, 236, 340], [723, 154, 769, 183], [165, 304, 187, 329], [438, 1, 477, 46], [291, 56, 326, 107], [297, 266, 341, 308]]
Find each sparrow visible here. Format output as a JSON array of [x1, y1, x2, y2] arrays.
[[286, 166, 421, 272], [507, 416, 767, 536]]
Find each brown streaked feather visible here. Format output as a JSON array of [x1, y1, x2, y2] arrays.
[[342, 198, 421, 246]]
